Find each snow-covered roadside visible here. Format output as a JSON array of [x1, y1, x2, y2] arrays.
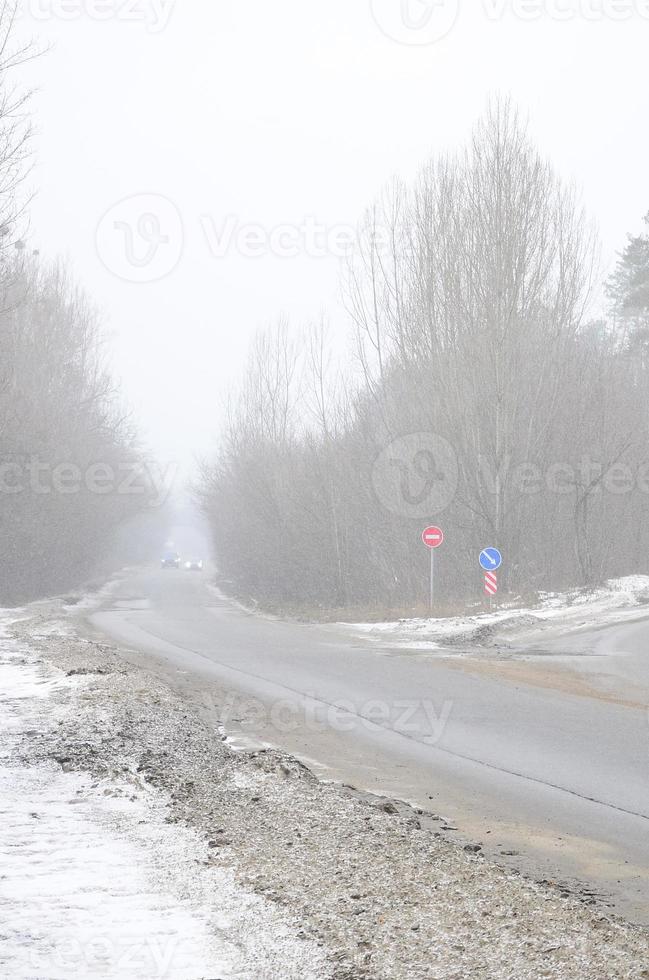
[[344, 575, 649, 650], [0, 617, 327, 979], [60, 568, 136, 614], [4, 605, 649, 980]]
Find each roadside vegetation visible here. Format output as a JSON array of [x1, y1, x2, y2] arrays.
[[199, 100, 649, 614], [0, 253, 156, 603], [0, 8, 154, 604]]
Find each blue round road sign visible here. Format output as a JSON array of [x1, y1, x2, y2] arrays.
[[479, 548, 502, 571]]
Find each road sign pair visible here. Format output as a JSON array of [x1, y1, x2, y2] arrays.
[[421, 530, 503, 602]]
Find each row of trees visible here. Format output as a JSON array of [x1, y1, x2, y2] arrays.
[[0, 253, 156, 603], [199, 101, 649, 613], [0, 5, 157, 603]]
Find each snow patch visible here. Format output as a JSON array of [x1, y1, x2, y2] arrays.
[[0, 766, 236, 980], [344, 575, 649, 647], [61, 570, 130, 613], [0, 615, 327, 980]]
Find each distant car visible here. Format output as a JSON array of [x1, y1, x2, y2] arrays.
[[184, 558, 203, 572], [161, 552, 180, 569]]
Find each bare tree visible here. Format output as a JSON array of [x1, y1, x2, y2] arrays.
[[199, 102, 649, 613]]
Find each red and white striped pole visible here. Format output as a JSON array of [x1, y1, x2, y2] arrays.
[[484, 570, 498, 609]]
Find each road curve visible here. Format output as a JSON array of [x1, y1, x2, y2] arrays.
[[84, 564, 649, 924]]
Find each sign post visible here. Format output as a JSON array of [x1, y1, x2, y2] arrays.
[[479, 548, 503, 608], [422, 526, 444, 613]]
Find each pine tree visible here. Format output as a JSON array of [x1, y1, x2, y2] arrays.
[[606, 212, 649, 359]]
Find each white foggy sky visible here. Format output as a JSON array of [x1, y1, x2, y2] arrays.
[[14, 0, 649, 470]]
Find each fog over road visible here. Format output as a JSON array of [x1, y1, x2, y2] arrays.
[[85, 564, 649, 924]]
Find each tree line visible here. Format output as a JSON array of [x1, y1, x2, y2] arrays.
[[0, 252, 157, 603], [0, 7, 156, 604], [199, 101, 649, 614]]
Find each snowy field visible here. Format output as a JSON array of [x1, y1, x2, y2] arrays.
[[344, 576, 649, 650], [0, 615, 326, 980]]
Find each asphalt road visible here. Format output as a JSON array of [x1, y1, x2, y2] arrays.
[[86, 563, 649, 924]]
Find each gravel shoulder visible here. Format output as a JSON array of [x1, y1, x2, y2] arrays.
[[9, 603, 649, 980], [1, 614, 327, 980]]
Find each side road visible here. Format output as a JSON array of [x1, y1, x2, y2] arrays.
[[5, 603, 649, 980]]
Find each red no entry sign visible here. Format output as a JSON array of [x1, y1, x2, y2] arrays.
[[422, 526, 444, 550]]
